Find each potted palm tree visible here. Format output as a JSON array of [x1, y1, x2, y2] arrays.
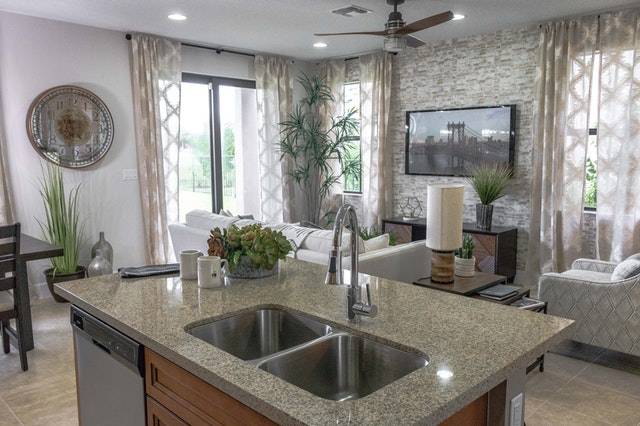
[[278, 74, 359, 226], [468, 164, 511, 230], [38, 164, 85, 302], [455, 234, 475, 277]]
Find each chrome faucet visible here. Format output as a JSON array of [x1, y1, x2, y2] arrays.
[[325, 204, 378, 320]]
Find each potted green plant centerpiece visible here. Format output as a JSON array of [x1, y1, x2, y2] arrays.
[[38, 164, 85, 303], [207, 224, 291, 279], [455, 234, 475, 277], [468, 164, 511, 230]]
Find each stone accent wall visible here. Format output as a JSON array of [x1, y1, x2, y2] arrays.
[[389, 27, 539, 271]]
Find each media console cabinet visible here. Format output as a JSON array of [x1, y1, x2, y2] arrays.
[[382, 217, 518, 282]]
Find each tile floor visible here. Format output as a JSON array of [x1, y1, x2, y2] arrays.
[[1, 299, 639, 425]]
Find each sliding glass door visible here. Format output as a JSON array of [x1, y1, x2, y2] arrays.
[[178, 74, 258, 221]]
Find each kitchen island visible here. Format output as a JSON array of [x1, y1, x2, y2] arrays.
[[55, 259, 572, 425]]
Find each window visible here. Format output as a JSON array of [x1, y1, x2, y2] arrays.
[[584, 54, 600, 210], [178, 74, 259, 221], [343, 81, 361, 193]]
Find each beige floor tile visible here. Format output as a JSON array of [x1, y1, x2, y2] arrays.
[[577, 361, 640, 399], [0, 397, 22, 426], [525, 400, 613, 426], [525, 367, 572, 400], [524, 396, 547, 416], [541, 376, 640, 425]]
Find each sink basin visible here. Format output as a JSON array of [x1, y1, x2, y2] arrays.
[[257, 333, 429, 401], [187, 308, 332, 360]]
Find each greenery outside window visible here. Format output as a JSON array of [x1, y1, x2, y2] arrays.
[[343, 81, 361, 193], [584, 54, 600, 211]]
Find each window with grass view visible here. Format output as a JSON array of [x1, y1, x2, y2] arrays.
[[584, 54, 600, 210], [178, 75, 259, 221], [343, 81, 361, 193]]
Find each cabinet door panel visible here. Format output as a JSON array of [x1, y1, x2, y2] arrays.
[[147, 397, 188, 426]]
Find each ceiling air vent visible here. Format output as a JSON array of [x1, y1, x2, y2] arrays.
[[331, 4, 373, 17]]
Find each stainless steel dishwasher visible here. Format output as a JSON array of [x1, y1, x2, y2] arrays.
[[71, 306, 145, 426]]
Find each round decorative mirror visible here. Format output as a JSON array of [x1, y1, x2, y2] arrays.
[[26, 85, 114, 168]]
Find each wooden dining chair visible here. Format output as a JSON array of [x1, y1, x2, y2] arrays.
[[0, 223, 28, 371]]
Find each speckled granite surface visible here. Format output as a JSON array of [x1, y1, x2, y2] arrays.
[[55, 259, 573, 425]]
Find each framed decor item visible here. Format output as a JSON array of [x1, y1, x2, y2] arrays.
[[405, 105, 516, 177], [27, 85, 114, 168]]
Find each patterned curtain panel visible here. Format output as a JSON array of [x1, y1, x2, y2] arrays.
[[526, 17, 598, 274], [130, 33, 181, 263], [359, 53, 393, 228], [318, 60, 346, 220], [595, 10, 640, 262], [254, 55, 294, 223]]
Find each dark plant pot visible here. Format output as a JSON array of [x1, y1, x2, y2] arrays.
[[476, 204, 494, 230], [44, 266, 86, 303], [226, 256, 278, 280]]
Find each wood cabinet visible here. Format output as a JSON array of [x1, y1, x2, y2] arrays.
[[144, 348, 276, 426], [147, 397, 187, 426], [382, 217, 518, 282]]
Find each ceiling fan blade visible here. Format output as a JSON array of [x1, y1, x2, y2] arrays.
[[395, 11, 454, 35], [406, 35, 425, 48], [314, 30, 388, 37]]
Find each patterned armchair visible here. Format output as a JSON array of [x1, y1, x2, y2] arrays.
[[538, 258, 640, 357]]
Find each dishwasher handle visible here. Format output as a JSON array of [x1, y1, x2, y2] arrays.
[[71, 306, 144, 376]]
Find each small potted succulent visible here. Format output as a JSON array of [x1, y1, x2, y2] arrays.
[[455, 234, 476, 277], [207, 224, 291, 279], [468, 164, 511, 230]]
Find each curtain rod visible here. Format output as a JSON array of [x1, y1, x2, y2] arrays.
[[124, 33, 256, 58]]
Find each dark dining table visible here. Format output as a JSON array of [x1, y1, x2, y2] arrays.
[[17, 234, 64, 351]]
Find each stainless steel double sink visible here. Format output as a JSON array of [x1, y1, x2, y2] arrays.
[[187, 308, 429, 401]]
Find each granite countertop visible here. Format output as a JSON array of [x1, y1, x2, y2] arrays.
[[55, 259, 573, 425]]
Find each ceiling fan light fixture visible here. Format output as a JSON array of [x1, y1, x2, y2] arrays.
[[383, 36, 407, 53], [168, 13, 187, 21], [452, 14, 465, 21]]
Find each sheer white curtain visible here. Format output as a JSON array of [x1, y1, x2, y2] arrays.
[[359, 53, 393, 228], [254, 55, 295, 223], [130, 33, 181, 263], [526, 18, 599, 275], [595, 10, 640, 261], [318, 59, 346, 219]]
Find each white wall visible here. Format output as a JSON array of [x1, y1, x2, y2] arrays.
[[0, 12, 146, 284]]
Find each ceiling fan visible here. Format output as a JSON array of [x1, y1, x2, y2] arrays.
[[315, 0, 454, 53]]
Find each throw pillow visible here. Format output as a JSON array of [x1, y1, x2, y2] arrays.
[[611, 259, 640, 281], [363, 234, 390, 253]]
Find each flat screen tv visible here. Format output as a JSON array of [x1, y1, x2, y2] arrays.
[[405, 105, 516, 177]]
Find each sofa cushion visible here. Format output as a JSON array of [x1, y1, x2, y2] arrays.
[[185, 210, 239, 231], [301, 229, 364, 253], [625, 253, 640, 262], [560, 269, 613, 283], [611, 259, 640, 281], [235, 219, 261, 228], [363, 234, 390, 253]]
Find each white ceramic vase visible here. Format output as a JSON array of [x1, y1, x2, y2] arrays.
[[454, 256, 476, 277]]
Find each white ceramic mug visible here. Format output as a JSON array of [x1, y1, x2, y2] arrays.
[[197, 256, 228, 288], [180, 250, 203, 280]]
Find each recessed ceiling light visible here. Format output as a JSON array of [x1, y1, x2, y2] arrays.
[[168, 13, 187, 21], [313, 41, 328, 48], [452, 14, 465, 21]]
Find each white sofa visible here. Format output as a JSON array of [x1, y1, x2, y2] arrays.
[[168, 210, 430, 284]]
